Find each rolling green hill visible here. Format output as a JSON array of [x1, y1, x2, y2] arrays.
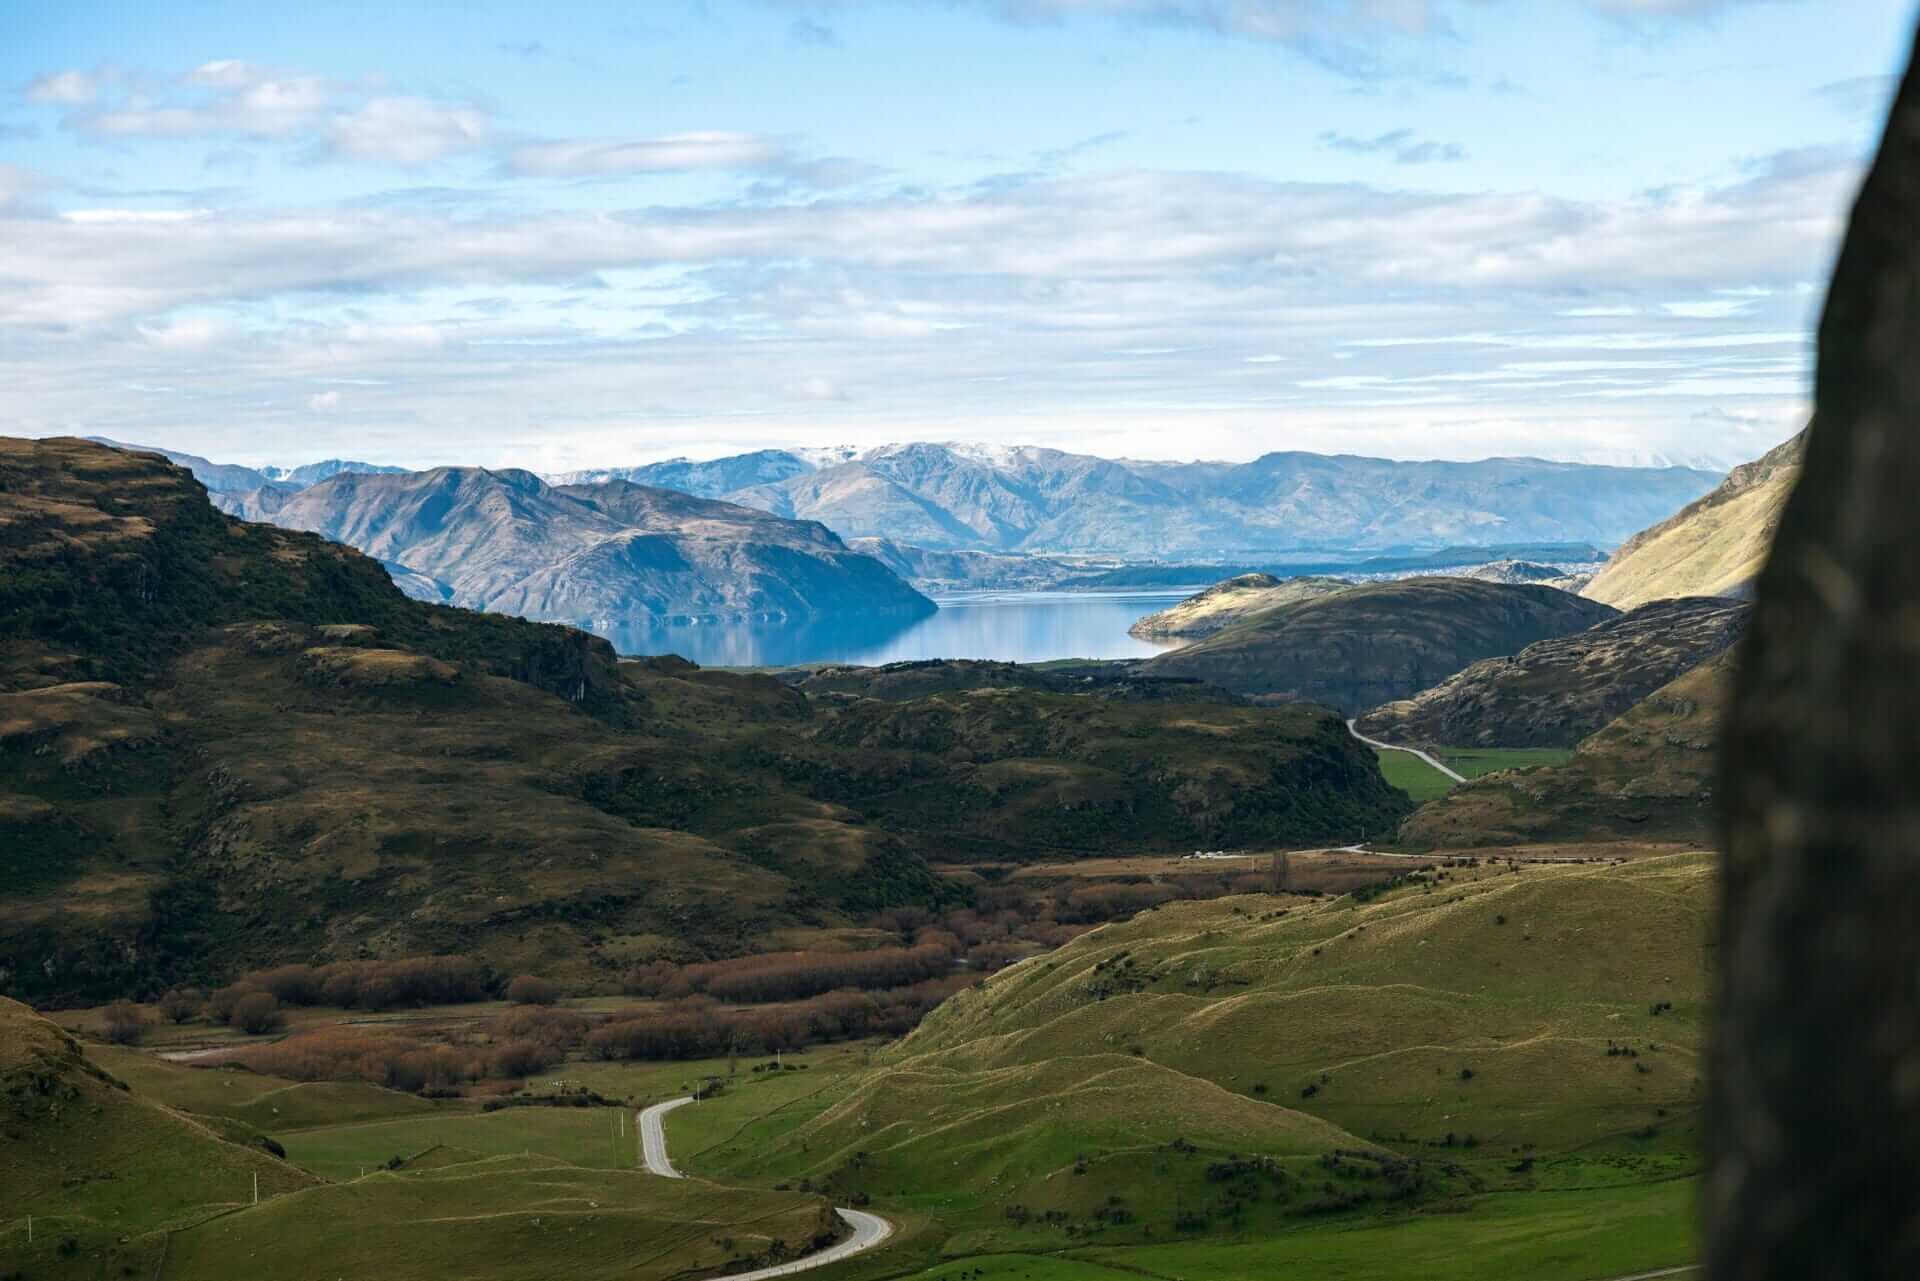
[[0, 997, 320, 1278], [670, 854, 1710, 1272], [0, 996, 840, 1281], [1137, 578, 1618, 711]]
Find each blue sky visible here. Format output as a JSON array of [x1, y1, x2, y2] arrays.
[[2, 0, 1915, 473]]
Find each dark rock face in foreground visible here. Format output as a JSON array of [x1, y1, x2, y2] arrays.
[[1711, 27, 1920, 1281], [1356, 596, 1749, 749]]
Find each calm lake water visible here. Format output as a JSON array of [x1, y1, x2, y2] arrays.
[[601, 590, 1198, 668]]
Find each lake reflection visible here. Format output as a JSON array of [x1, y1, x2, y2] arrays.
[[600, 589, 1199, 668]]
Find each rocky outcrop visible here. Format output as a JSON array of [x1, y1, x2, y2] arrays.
[[1355, 596, 1749, 748]]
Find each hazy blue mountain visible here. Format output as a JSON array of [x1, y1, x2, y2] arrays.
[[262, 458, 411, 486], [87, 437, 402, 494], [550, 449, 815, 496], [84, 436, 276, 493], [600, 442, 1723, 558]]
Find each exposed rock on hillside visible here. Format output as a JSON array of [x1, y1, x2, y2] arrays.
[[1582, 430, 1805, 609], [1355, 596, 1749, 748], [1127, 574, 1353, 641], [1137, 578, 1618, 712]]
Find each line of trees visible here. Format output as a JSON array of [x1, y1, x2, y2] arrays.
[[232, 1025, 554, 1093], [625, 943, 955, 1004], [221, 956, 495, 1012], [587, 979, 970, 1062]]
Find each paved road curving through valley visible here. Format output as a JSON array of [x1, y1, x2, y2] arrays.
[[1347, 719, 1467, 783], [637, 1096, 896, 1280]]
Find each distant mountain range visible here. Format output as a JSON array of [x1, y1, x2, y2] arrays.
[[88, 437, 1724, 564], [80, 436, 1734, 634], [556, 442, 1724, 558], [85, 436, 408, 494]]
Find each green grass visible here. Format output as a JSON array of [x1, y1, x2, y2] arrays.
[[1371, 745, 1573, 801], [1372, 747, 1458, 802], [872, 1177, 1699, 1281], [88, 1045, 446, 1131], [156, 1156, 838, 1281], [1070, 1177, 1698, 1281], [278, 1108, 643, 1182], [1440, 748, 1576, 779]]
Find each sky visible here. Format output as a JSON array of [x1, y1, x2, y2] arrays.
[[2, 0, 1915, 474]]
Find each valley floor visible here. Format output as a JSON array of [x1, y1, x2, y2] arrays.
[[11, 856, 1707, 1281]]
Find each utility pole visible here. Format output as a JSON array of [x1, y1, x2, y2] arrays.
[[253, 1172, 259, 1205]]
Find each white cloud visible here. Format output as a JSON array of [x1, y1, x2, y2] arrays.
[[1320, 127, 1467, 164], [42, 59, 488, 168], [306, 390, 342, 412], [0, 164, 52, 209], [504, 133, 793, 177], [0, 134, 1846, 471], [61, 208, 208, 223], [326, 98, 491, 166], [0, 148, 1853, 331], [25, 69, 103, 104]]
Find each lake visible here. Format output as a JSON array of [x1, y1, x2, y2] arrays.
[[599, 589, 1199, 668]]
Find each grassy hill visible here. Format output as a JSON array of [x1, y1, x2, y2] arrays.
[[1356, 596, 1748, 749], [2, 436, 1406, 1006], [1127, 574, 1354, 641], [1137, 578, 1618, 712], [664, 854, 1709, 1273], [1396, 652, 1731, 849], [1583, 430, 1804, 609], [0, 997, 320, 1277], [11, 852, 1712, 1281], [0, 996, 841, 1281], [157, 1156, 838, 1281]]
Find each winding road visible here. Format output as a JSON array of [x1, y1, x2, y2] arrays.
[[637, 1097, 895, 1280], [1347, 718, 1466, 783]]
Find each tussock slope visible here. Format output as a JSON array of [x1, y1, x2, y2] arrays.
[[1128, 574, 1353, 641], [1582, 431, 1804, 609]]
